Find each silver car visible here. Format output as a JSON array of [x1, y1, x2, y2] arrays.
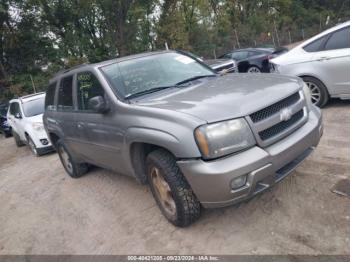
[[271, 21, 350, 107]]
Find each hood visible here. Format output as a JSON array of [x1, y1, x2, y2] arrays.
[[27, 114, 44, 123], [134, 74, 302, 123]]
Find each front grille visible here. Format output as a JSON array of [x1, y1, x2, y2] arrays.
[[258, 110, 304, 141], [250, 92, 300, 123]]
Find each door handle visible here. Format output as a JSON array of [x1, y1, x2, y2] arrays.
[[47, 118, 57, 124], [318, 56, 330, 61]]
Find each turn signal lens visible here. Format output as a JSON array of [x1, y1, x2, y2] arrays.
[[195, 128, 209, 157]]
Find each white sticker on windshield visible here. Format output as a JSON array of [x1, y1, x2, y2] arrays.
[[175, 55, 195, 64]]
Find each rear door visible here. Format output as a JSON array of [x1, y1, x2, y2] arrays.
[[312, 26, 350, 95]]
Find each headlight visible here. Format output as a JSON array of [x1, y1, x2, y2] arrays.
[[302, 82, 313, 109], [194, 118, 256, 160], [32, 122, 44, 131]]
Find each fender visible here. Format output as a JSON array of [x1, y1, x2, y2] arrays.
[[125, 126, 200, 158]]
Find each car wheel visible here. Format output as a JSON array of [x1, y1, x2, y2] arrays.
[[56, 139, 88, 178], [27, 136, 39, 156], [13, 131, 25, 147], [247, 66, 261, 73], [146, 149, 201, 227], [302, 76, 329, 107]]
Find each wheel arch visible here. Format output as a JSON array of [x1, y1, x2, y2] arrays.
[[129, 142, 176, 184], [48, 132, 61, 149], [298, 74, 330, 95]]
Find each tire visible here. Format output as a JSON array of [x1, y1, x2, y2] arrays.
[[302, 76, 329, 107], [27, 135, 39, 156], [56, 139, 88, 178], [13, 131, 25, 147], [146, 149, 201, 227], [247, 66, 261, 73]]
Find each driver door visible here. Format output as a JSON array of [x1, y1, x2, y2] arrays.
[[8, 102, 25, 140], [73, 71, 125, 172]]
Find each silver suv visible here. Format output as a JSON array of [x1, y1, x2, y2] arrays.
[[44, 51, 323, 227]]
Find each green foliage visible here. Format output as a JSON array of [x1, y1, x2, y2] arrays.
[[0, 0, 349, 100]]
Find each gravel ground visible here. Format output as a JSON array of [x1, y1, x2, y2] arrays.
[[0, 100, 349, 255]]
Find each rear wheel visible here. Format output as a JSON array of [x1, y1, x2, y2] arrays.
[[302, 76, 329, 107], [146, 149, 201, 227], [57, 139, 88, 178], [247, 66, 261, 73]]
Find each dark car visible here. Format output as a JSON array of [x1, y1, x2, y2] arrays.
[[0, 103, 11, 137], [204, 59, 237, 74], [219, 47, 288, 73], [177, 50, 237, 74]]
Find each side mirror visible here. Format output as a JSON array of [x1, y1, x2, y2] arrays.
[[88, 96, 109, 113], [15, 113, 22, 119]]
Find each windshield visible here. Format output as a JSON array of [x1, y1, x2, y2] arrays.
[[101, 52, 215, 98], [22, 97, 45, 117]]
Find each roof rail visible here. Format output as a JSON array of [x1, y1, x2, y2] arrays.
[[54, 63, 89, 77], [20, 92, 46, 100]]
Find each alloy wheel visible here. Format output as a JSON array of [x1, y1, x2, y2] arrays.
[[305, 81, 321, 105], [28, 138, 38, 155], [59, 145, 73, 174], [150, 166, 177, 218], [247, 67, 261, 73]]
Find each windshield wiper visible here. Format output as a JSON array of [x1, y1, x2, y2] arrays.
[[125, 75, 217, 100], [175, 74, 217, 86], [125, 85, 176, 100]]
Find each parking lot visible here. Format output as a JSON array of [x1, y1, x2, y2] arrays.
[[0, 100, 349, 255]]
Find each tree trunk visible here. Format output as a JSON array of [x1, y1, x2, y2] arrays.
[[115, 0, 133, 57]]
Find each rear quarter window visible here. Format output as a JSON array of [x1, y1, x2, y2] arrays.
[[303, 36, 327, 52], [45, 82, 57, 110]]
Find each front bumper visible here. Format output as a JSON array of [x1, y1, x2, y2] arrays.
[[36, 145, 54, 155], [177, 107, 323, 208]]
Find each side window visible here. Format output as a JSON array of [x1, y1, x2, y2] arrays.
[[248, 51, 260, 57], [222, 53, 233, 59], [76, 72, 105, 111], [9, 102, 20, 116], [45, 82, 57, 110], [57, 76, 73, 111], [231, 51, 248, 60], [324, 27, 350, 50], [303, 36, 327, 52]]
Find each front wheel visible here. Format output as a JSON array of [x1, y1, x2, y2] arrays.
[[13, 131, 25, 147], [27, 136, 39, 156], [146, 149, 201, 227], [56, 139, 88, 178]]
